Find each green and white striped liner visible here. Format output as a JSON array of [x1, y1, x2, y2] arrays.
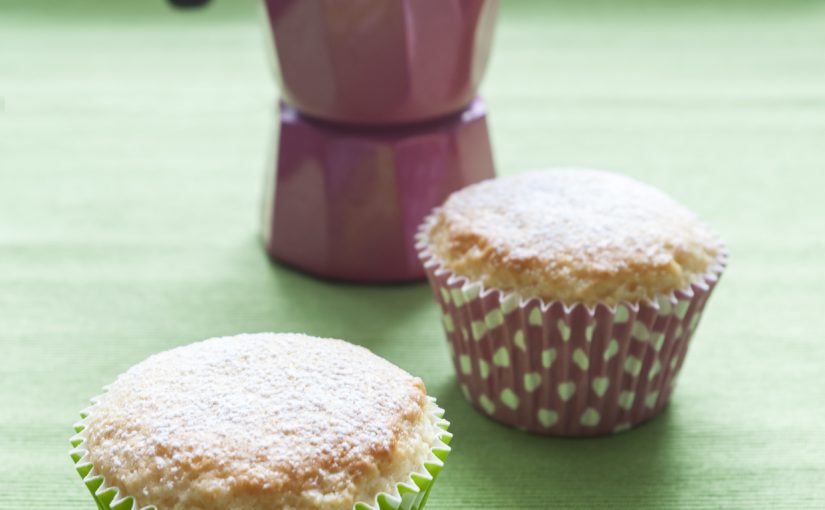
[[70, 396, 452, 510]]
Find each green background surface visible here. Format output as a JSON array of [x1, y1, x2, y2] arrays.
[[2, 1, 824, 508]]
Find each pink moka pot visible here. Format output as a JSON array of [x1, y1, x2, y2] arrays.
[[171, 0, 499, 282], [263, 0, 499, 126], [262, 99, 495, 282]]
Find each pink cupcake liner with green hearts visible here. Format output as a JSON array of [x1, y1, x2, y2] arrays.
[[70, 396, 451, 510], [416, 217, 727, 437]]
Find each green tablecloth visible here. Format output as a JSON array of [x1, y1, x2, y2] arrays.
[[2, 1, 824, 508]]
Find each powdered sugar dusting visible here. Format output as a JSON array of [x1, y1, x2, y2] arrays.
[[427, 169, 722, 305], [83, 333, 432, 509]]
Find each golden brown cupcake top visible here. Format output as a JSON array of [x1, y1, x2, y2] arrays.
[[83, 333, 436, 510], [424, 169, 722, 306]]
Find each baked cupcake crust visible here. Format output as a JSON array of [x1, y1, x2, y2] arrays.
[[425, 169, 722, 306], [83, 333, 436, 510]]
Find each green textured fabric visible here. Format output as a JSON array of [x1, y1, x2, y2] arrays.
[[2, 1, 824, 508]]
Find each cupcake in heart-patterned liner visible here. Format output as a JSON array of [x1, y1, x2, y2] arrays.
[[417, 169, 727, 436]]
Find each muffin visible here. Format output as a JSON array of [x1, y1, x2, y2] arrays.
[[417, 169, 726, 436], [70, 333, 451, 510]]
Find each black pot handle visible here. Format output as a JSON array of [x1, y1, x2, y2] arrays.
[[168, 0, 212, 8]]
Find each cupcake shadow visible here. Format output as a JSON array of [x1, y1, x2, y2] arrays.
[[429, 380, 687, 509]]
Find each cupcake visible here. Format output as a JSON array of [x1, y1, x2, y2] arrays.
[[417, 169, 726, 436], [70, 333, 451, 509]]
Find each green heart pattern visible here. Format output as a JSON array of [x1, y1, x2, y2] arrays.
[[431, 267, 722, 437]]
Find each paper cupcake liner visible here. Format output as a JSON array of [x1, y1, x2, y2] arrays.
[[70, 395, 451, 510], [416, 212, 727, 437]]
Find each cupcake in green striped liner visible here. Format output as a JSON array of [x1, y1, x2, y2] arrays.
[[69, 333, 451, 509], [417, 168, 726, 436]]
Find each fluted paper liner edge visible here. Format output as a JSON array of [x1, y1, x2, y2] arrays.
[[416, 209, 727, 437]]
